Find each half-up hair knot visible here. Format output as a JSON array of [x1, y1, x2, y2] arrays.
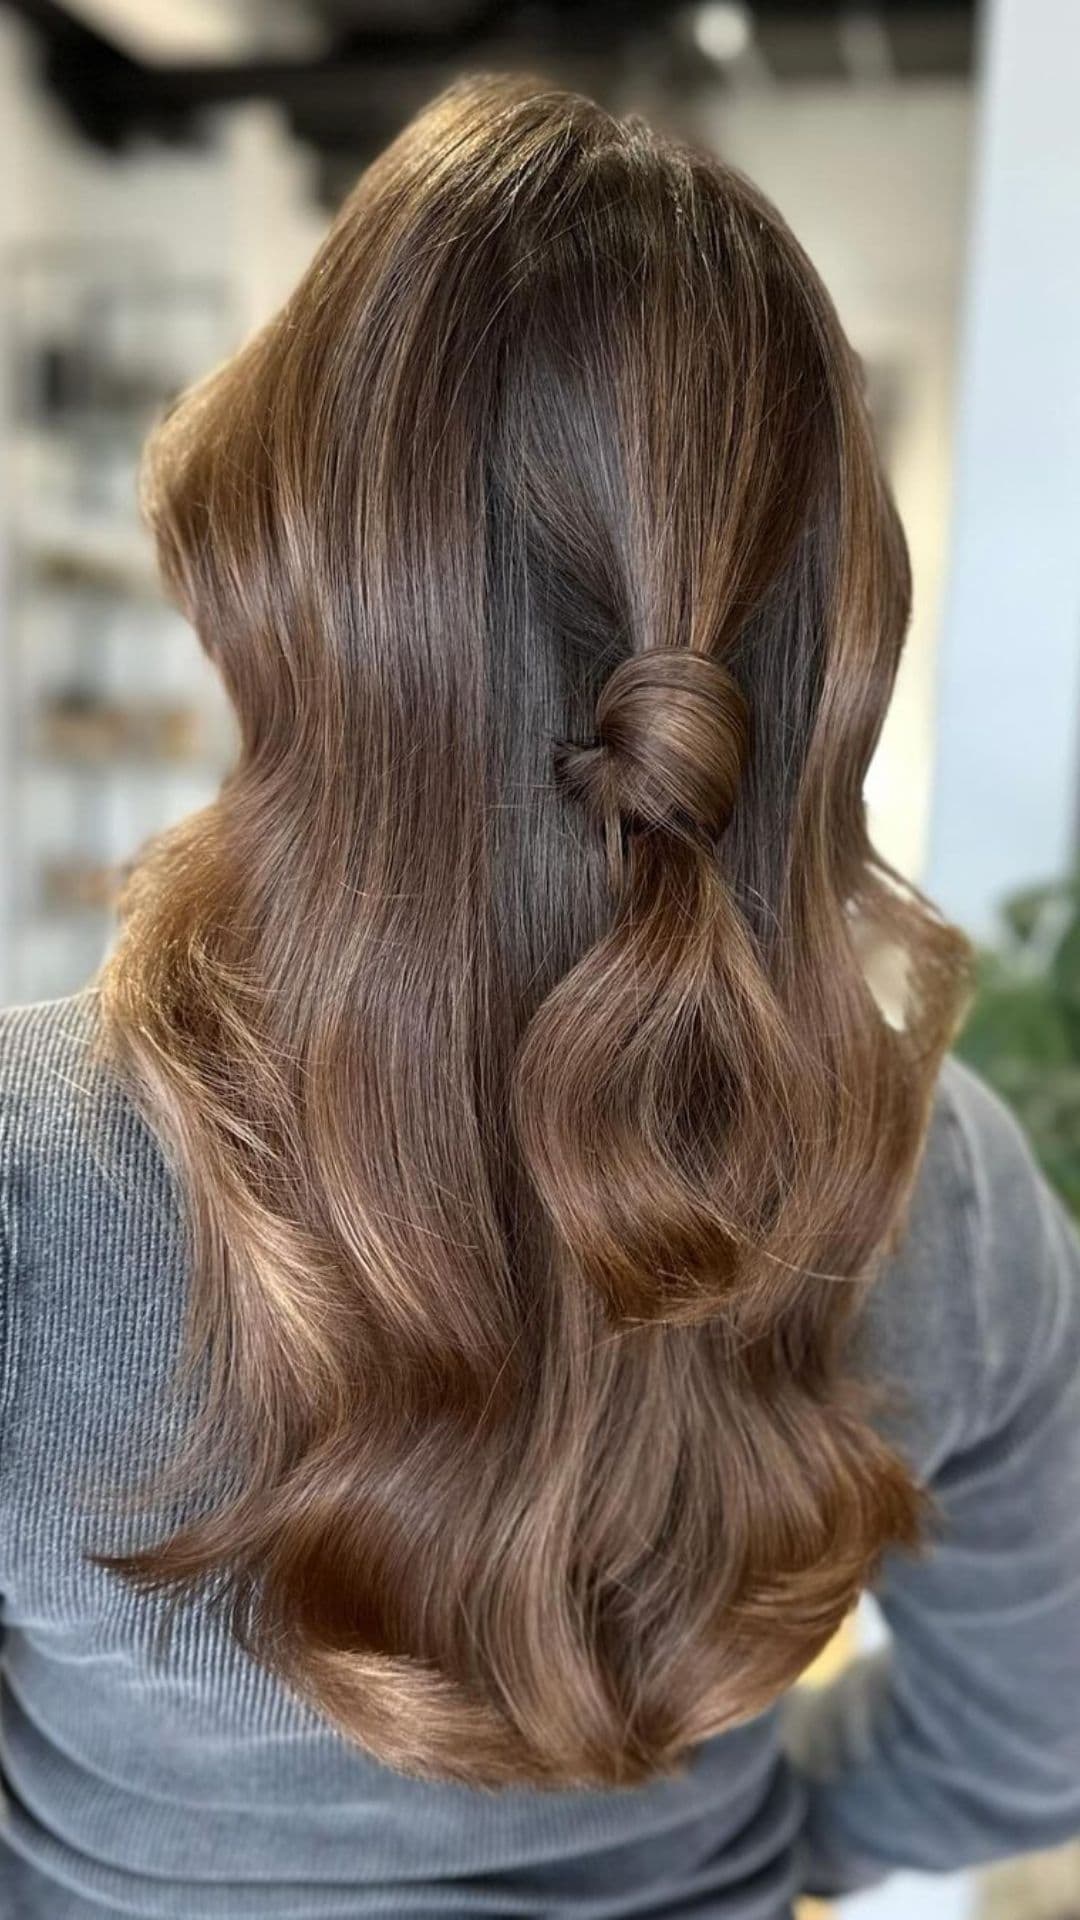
[[556, 648, 749, 843]]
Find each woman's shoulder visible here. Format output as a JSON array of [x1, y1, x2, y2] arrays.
[[866, 1051, 1080, 1476], [909, 1050, 1039, 1283], [915, 1049, 1068, 1318], [0, 987, 172, 1267], [0, 985, 104, 1089], [931, 1049, 1045, 1205], [0, 987, 120, 1166]]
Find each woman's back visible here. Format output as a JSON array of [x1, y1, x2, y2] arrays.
[[2, 989, 1078, 1917]]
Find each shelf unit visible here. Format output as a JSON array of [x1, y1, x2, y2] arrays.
[[1, 248, 235, 1004]]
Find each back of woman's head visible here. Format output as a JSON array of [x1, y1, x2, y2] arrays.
[[100, 73, 970, 1786]]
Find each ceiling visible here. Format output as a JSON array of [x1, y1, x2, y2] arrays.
[[6, 0, 979, 203]]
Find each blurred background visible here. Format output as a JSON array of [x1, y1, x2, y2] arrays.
[[0, 2, 1077, 1914]]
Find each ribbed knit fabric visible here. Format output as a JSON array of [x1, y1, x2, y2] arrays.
[[0, 990, 1078, 1919]]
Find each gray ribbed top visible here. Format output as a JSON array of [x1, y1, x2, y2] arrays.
[[1, 990, 1079, 1920]]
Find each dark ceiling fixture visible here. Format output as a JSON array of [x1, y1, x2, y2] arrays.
[[3, 0, 978, 206]]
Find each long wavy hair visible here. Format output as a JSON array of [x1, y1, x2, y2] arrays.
[[98, 73, 970, 1788]]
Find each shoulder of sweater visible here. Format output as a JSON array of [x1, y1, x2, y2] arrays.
[[0, 986, 170, 1229], [893, 1050, 1047, 1279], [866, 1051, 1076, 1471], [0, 985, 104, 1086], [0, 988, 118, 1154]]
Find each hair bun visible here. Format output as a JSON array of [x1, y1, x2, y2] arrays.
[[556, 649, 749, 839]]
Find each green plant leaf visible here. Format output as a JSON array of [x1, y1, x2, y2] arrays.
[[954, 872, 1080, 1219], [1051, 899, 1080, 1059], [1001, 879, 1073, 947]]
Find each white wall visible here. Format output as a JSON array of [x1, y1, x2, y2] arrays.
[[927, 0, 1080, 934]]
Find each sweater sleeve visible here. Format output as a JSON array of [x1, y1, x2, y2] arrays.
[[0, 1072, 10, 1636], [784, 1064, 1080, 1898], [0, 1085, 10, 1438]]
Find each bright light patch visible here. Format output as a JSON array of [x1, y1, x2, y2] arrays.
[[692, 2, 753, 66]]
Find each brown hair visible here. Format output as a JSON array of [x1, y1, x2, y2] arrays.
[[98, 73, 970, 1787]]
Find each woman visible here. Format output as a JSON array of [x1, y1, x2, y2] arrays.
[[0, 74, 1077, 1920]]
